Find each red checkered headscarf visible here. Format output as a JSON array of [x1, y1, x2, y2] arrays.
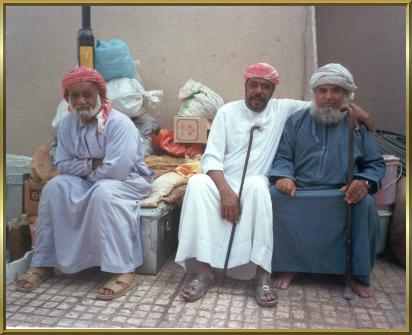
[[61, 66, 112, 121], [243, 63, 280, 86]]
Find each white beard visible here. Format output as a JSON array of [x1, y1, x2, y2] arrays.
[[70, 95, 102, 120], [309, 95, 353, 125]]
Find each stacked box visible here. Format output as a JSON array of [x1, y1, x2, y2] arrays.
[[173, 116, 212, 143], [23, 175, 47, 216]]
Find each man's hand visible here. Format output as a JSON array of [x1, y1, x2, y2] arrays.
[[275, 178, 296, 197], [92, 158, 103, 170], [207, 170, 240, 224], [219, 184, 240, 224], [349, 103, 375, 132], [340, 179, 369, 204]]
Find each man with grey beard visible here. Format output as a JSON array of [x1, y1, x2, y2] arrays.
[[15, 66, 154, 300], [268, 63, 386, 298]]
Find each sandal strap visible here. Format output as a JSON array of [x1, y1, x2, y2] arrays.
[[114, 273, 136, 286], [256, 277, 273, 288], [256, 277, 276, 299], [102, 273, 136, 290], [17, 267, 51, 281], [189, 273, 213, 286]]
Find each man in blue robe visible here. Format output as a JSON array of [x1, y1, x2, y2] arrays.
[[15, 66, 154, 300], [269, 63, 386, 298]]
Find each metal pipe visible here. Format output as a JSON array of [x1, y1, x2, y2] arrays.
[[82, 6, 91, 29], [77, 6, 94, 68]]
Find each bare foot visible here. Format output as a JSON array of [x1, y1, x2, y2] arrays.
[[350, 276, 375, 298], [273, 272, 296, 289]]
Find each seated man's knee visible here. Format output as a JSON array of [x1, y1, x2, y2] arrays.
[[356, 194, 376, 209], [42, 175, 75, 195], [91, 180, 117, 203], [187, 173, 213, 190], [269, 184, 282, 198]]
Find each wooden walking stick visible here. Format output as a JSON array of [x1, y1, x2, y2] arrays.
[[343, 106, 355, 300], [218, 125, 261, 294]]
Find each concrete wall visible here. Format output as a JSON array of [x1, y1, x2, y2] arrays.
[[316, 5, 406, 135], [6, 5, 316, 156]]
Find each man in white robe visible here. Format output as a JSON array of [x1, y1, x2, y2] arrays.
[[175, 63, 310, 307], [15, 66, 154, 300]]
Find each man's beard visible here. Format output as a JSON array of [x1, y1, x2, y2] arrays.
[[70, 95, 102, 120], [309, 100, 349, 125]]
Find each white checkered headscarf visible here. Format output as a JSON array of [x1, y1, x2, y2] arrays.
[[309, 63, 357, 100]]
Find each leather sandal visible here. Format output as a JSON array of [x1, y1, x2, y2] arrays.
[[15, 267, 53, 292], [255, 277, 278, 308], [96, 273, 138, 300], [180, 273, 214, 302]]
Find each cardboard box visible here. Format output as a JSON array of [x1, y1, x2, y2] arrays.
[[173, 116, 212, 143], [23, 175, 47, 216]]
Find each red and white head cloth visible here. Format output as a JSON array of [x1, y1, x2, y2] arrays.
[[61, 66, 112, 133], [243, 63, 280, 86]]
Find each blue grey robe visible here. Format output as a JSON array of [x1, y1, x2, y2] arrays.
[[269, 109, 386, 284], [31, 109, 154, 274]]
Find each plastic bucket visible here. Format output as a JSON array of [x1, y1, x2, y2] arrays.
[[376, 208, 393, 255], [374, 155, 401, 209]]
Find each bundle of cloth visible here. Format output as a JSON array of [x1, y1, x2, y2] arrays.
[[140, 155, 202, 208]]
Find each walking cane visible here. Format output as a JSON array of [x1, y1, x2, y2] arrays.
[[343, 107, 355, 300], [218, 125, 261, 294]]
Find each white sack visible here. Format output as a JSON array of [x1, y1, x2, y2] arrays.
[[177, 79, 224, 119], [52, 99, 70, 129], [107, 77, 163, 118], [140, 171, 187, 208]]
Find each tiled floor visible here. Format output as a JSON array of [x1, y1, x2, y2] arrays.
[[5, 254, 408, 330]]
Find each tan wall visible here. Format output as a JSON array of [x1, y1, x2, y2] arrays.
[[6, 5, 316, 156], [316, 5, 406, 135]]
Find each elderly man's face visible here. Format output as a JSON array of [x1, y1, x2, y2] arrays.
[[314, 84, 347, 109], [245, 78, 275, 113], [67, 81, 101, 123]]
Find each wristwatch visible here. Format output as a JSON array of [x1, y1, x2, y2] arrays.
[[360, 179, 371, 191]]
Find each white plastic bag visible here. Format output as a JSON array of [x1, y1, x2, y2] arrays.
[[106, 78, 163, 118], [177, 79, 224, 119], [52, 99, 70, 128], [140, 171, 187, 208]]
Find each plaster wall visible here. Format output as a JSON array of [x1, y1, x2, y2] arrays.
[[6, 5, 316, 156], [316, 5, 406, 135]]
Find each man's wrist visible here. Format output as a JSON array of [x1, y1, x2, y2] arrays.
[[359, 179, 371, 191]]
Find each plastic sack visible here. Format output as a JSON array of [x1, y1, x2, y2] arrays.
[[30, 138, 59, 183], [106, 78, 163, 118], [140, 171, 187, 208], [177, 79, 224, 119], [131, 113, 161, 157], [52, 99, 70, 128], [131, 112, 161, 137], [151, 129, 204, 158], [95, 39, 136, 81], [133, 59, 144, 86]]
